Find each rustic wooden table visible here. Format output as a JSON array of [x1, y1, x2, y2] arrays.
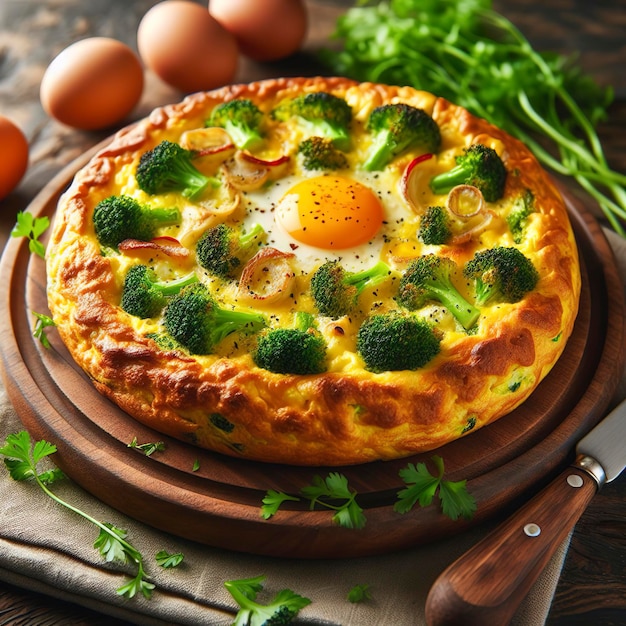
[[0, 0, 624, 624]]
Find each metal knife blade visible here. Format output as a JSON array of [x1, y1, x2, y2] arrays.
[[425, 397, 626, 626], [576, 399, 626, 483]]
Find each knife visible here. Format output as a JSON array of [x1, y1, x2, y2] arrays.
[[424, 397, 626, 626]]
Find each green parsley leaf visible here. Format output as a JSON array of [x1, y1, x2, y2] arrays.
[[11, 212, 50, 259], [32, 311, 56, 349], [127, 437, 165, 456], [225, 575, 311, 626], [439, 478, 477, 521], [155, 550, 184, 569], [261, 489, 300, 520], [94, 523, 129, 563], [301, 473, 366, 529], [394, 455, 476, 521], [261, 473, 365, 529], [116, 573, 155, 600], [347, 583, 372, 603]]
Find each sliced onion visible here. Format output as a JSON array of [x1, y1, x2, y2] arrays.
[[180, 127, 235, 158], [118, 237, 189, 258], [400, 153, 434, 213], [237, 247, 296, 304], [221, 151, 271, 191], [446, 184, 485, 218], [179, 184, 242, 247], [450, 211, 494, 245], [240, 151, 290, 168]]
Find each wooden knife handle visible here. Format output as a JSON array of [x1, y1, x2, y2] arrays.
[[425, 466, 598, 626]]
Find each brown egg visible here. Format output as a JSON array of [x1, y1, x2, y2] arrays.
[[0, 116, 29, 200], [40, 38, 144, 130], [208, 0, 308, 61], [138, 1, 238, 94]]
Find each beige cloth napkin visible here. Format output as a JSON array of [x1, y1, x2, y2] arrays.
[[1, 229, 624, 626]]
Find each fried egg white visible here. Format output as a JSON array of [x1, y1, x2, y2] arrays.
[[238, 166, 414, 275]]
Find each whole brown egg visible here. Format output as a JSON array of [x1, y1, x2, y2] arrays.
[[208, 0, 308, 62], [39, 37, 144, 130], [138, 1, 239, 93]]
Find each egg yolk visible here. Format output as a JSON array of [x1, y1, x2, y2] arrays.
[[275, 175, 384, 250]]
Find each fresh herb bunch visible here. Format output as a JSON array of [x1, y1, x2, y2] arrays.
[[323, 0, 625, 236]]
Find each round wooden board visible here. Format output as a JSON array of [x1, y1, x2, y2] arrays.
[[1, 146, 624, 559]]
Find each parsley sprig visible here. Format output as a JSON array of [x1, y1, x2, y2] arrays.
[[262, 472, 366, 529], [32, 311, 56, 348], [0, 431, 155, 599], [127, 437, 166, 457], [11, 212, 50, 258], [395, 455, 477, 521], [224, 575, 311, 626]]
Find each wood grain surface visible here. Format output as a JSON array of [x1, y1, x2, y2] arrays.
[[0, 0, 625, 623]]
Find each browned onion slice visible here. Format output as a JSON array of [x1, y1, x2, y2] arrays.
[[237, 247, 296, 304], [118, 237, 189, 257], [222, 151, 271, 191], [180, 127, 236, 158]]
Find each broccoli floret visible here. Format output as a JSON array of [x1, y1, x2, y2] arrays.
[[163, 283, 265, 355], [207, 98, 264, 151], [507, 189, 535, 243], [93, 195, 181, 249], [397, 254, 480, 330], [121, 264, 198, 319], [254, 312, 327, 375], [298, 136, 349, 171], [463, 246, 539, 306], [196, 223, 265, 279], [225, 575, 311, 626], [363, 103, 441, 172], [310, 259, 393, 319], [418, 205, 452, 245], [430, 144, 507, 202], [135, 140, 219, 200], [356, 311, 440, 373], [272, 91, 352, 151]]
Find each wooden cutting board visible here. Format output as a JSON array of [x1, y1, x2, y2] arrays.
[[0, 148, 623, 559]]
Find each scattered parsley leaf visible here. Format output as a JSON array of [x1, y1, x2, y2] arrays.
[[225, 575, 311, 626], [32, 311, 56, 348], [0, 431, 155, 599], [127, 437, 166, 456], [261, 489, 300, 520], [347, 583, 372, 603], [301, 473, 366, 529], [11, 212, 50, 259], [156, 550, 184, 569], [94, 523, 129, 563], [192, 459, 200, 472], [116, 574, 156, 600], [394, 455, 476, 520], [261, 473, 365, 529], [439, 477, 477, 521]]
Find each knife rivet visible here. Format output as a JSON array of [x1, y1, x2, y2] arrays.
[[567, 474, 584, 488], [524, 523, 541, 537]]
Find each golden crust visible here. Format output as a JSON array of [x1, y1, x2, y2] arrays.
[[46, 77, 581, 465]]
